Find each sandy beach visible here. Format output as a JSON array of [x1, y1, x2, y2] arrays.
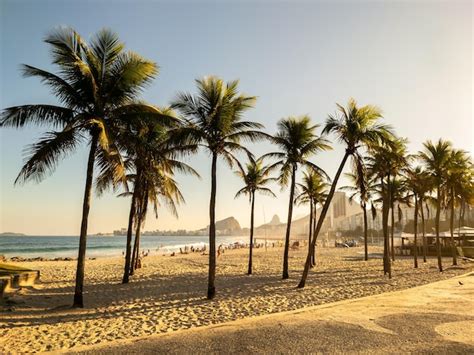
[[1, 246, 473, 353], [74, 271, 474, 354]]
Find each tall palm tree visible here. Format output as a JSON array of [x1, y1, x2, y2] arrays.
[[419, 139, 453, 272], [415, 170, 433, 263], [367, 138, 407, 276], [404, 166, 429, 268], [298, 98, 392, 288], [264, 116, 330, 279], [235, 158, 276, 275], [130, 166, 192, 273], [97, 107, 199, 282], [295, 170, 329, 267], [171, 76, 265, 299], [445, 149, 471, 266], [389, 176, 410, 261], [341, 168, 377, 261], [367, 145, 393, 277], [0, 27, 167, 307], [456, 169, 474, 233]]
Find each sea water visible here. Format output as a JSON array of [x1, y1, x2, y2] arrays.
[[0, 235, 248, 259]]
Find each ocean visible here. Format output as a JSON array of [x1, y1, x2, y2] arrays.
[[0, 235, 249, 259]]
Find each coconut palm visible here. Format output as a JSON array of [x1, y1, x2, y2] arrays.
[[367, 138, 408, 276], [295, 170, 329, 267], [419, 139, 453, 272], [367, 145, 393, 277], [456, 170, 474, 233], [445, 149, 471, 266], [404, 166, 429, 268], [341, 167, 377, 261], [414, 171, 433, 263], [371, 138, 410, 262], [264, 116, 330, 279], [389, 177, 410, 261], [97, 107, 199, 283], [235, 158, 276, 275], [171, 76, 265, 299], [0, 27, 170, 307], [130, 166, 191, 274], [298, 98, 392, 288]]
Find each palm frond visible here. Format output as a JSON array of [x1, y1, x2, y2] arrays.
[[15, 128, 82, 184]]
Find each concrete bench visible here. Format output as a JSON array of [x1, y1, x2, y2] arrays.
[[0, 264, 40, 300]]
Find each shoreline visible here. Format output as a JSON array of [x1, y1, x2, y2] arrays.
[[1, 246, 472, 353]]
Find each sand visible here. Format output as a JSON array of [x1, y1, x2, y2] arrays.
[[74, 271, 474, 354], [0, 246, 472, 353]]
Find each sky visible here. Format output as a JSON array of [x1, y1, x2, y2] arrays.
[[0, 0, 472, 235]]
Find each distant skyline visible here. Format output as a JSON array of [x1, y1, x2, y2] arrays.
[[1, 0, 472, 235]]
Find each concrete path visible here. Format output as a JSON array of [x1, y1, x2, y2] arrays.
[[75, 272, 474, 354]]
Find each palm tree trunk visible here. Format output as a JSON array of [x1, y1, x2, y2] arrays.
[[248, 191, 255, 275], [282, 164, 297, 279], [207, 152, 218, 299], [390, 202, 395, 261], [130, 188, 146, 275], [130, 213, 141, 275], [362, 202, 368, 261], [435, 185, 443, 272], [458, 199, 463, 243], [298, 151, 349, 288], [312, 204, 317, 266], [73, 132, 99, 308], [382, 178, 388, 274], [383, 174, 392, 278], [308, 200, 314, 268], [421, 199, 427, 263], [414, 194, 418, 268], [122, 179, 139, 284], [450, 187, 457, 265], [133, 214, 143, 271]]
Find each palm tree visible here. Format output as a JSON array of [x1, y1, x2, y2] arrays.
[[171, 76, 265, 299], [415, 170, 433, 263], [264, 116, 330, 279], [295, 170, 329, 266], [389, 176, 410, 261], [0, 27, 167, 307], [97, 107, 199, 282], [367, 146, 392, 277], [456, 169, 474, 234], [445, 149, 471, 266], [367, 138, 407, 276], [419, 139, 453, 272], [298, 98, 392, 288], [341, 167, 377, 261], [131, 166, 193, 274], [235, 158, 276, 275], [404, 166, 429, 268]]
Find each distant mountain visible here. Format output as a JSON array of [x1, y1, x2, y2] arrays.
[[268, 214, 281, 225], [200, 216, 243, 235], [215, 217, 241, 231], [0, 232, 26, 236]]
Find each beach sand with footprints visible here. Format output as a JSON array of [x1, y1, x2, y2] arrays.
[[1, 246, 472, 353]]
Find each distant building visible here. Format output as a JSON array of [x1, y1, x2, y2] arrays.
[[113, 228, 127, 236], [255, 191, 365, 238]]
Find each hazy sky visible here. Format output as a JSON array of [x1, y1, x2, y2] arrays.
[[0, 0, 472, 235]]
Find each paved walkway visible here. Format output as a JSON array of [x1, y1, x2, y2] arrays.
[[75, 272, 474, 354]]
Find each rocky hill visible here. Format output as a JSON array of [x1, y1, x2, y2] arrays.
[[199, 216, 243, 235], [215, 217, 242, 232]]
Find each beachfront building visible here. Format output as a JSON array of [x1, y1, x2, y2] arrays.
[[255, 192, 365, 239]]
